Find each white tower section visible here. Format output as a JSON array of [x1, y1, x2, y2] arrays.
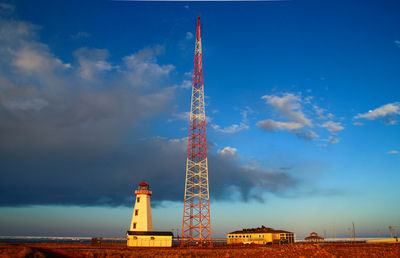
[[129, 181, 153, 231]]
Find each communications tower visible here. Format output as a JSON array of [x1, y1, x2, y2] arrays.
[[181, 15, 212, 247]]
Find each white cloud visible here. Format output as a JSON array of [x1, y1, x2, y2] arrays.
[[217, 146, 237, 158], [262, 93, 312, 126], [258, 92, 340, 143], [180, 79, 192, 89], [387, 150, 399, 154], [210, 107, 251, 134], [354, 103, 400, 120], [169, 112, 190, 122], [74, 47, 113, 81], [186, 32, 194, 39], [123, 46, 175, 86], [257, 119, 318, 140], [211, 122, 249, 134], [313, 104, 333, 120], [14, 44, 70, 72], [352, 122, 364, 126], [321, 121, 344, 133], [240, 106, 254, 123], [395, 40, 400, 48], [295, 130, 319, 140], [382, 117, 397, 125], [257, 119, 303, 131], [327, 135, 339, 144]]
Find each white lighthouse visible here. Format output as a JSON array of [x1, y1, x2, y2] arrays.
[[126, 181, 173, 247], [129, 181, 153, 231]]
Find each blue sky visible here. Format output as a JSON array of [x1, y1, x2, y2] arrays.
[[0, 0, 399, 239]]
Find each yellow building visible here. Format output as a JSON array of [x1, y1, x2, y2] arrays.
[[227, 226, 295, 245], [126, 181, 173, 247]]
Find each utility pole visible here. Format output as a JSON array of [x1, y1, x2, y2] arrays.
[[352, 222, 356, 242], [334, 226, 336, 241], [348, 227, 353, 241]]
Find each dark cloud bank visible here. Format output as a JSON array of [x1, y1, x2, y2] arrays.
[[0, 136, 299, 207]]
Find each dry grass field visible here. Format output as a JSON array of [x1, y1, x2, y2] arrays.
[[0, 243, 399, 257]]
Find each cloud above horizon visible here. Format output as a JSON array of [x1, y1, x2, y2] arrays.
[[257, 93, 343, 143], [354, 102, 399, 124]]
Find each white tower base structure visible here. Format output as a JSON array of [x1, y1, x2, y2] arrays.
[[126, 181, 173, 247]]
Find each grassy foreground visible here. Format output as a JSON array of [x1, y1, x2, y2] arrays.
[[0, 243, 399, 257]]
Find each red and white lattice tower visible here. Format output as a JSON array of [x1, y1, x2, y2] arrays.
[[181, 15, 212, 247]]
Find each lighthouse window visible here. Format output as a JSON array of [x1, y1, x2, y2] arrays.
[[137, 197, 140, 203], [135, 209, 139, 216], [133, 223, 136, 229]]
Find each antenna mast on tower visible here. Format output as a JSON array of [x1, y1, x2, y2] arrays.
[[181, 15, 212, 247]]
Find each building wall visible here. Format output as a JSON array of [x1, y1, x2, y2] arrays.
[[127, 235, 172, 247], [129, 193, 153, 231], [227, 232, 295, 244]]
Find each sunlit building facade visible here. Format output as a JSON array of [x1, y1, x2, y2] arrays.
[[227, 226, 295, 245]]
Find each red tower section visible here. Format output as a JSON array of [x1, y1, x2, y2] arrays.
[[181, 16, 212, 247]]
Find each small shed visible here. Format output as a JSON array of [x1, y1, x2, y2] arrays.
[[304, 232, 324, 243]]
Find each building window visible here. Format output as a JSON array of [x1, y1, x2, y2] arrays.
[[133, 223, 136, 229], [150, 237, 155, 240], [137, 197, 140, 203], [135, 209, 139, 216], [133, 237, 137, 240]]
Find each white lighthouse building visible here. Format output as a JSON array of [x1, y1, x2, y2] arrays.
[[126, 181, 173, 247], [129, 181, 153, 232]]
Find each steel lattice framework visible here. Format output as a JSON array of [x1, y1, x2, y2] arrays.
[[181, 16, 212, 247]]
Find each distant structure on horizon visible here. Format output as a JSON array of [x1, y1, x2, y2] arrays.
[[181, 15, 212, 247], [304, 232, 324, 243], [126, 181, 172, 247], [227, 226, 295, 245]]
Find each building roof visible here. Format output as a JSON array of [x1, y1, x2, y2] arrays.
[[228, 226, 293, 234], [138, 181, 149, 186], [304, 232, 324, 240], [127, 231, 173, 236]]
